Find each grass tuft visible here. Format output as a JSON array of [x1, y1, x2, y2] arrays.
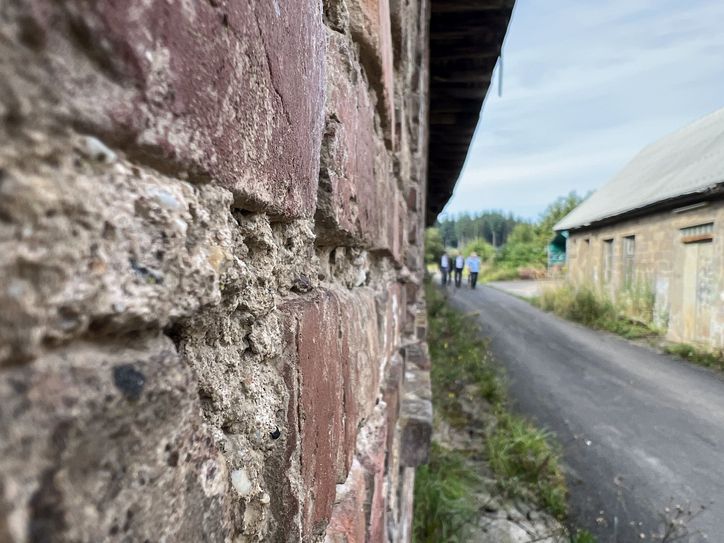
[[412, 443, 481, 542], [664, 343, 724, 371], [417, 283, 572, 536], [533, 283, 655, 339], [427, 285, 505, 421], [486, 412, 568, 519]]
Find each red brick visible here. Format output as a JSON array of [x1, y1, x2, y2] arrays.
[[407, 187, 419, 211], [377, 284, 403, 359], [281, 288, 387, 538], [347, 0, 396, 144], [318, 32, 404, 263], [382, 352, 404, 454], [339, 289, 383, 471], [325, 459, 368, 543], [282, 291, 346, 538], [11, 0, 325, 219], [356, 404, 389, 542], [318, 32, 374, 241]]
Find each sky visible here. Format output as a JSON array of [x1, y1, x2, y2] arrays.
[[442, 0, 724, 220]]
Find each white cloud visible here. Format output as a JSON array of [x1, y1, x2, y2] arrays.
[[444, 0, 724, 219]]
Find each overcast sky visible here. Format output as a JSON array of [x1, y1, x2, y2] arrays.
[[442, 0, 724, 220]]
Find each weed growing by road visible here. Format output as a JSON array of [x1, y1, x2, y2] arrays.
[[426, 282, 505, 423], [413, 443, 482, 542], [534, 283, 724, 375], [487, 412, 567, 519], [416, 282, 581, 541], [664, 343, 724, 372], [533, 283, 655, 339]]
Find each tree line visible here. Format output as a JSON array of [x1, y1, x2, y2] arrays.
[[437, 210, 521, 249], [426, 192, 586, 278]]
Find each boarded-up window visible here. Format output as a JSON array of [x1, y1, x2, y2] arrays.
[[681, 222, 714, 243], [603, 238, 614, 283], [623, 235, 635, 287]]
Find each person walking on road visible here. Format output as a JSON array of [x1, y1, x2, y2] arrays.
[[439, 252, 450, 286], [454, 253, 464, 287], [466, 252, 481, 289]]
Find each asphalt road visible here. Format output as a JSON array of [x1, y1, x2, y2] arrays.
[[445, 284, 724, 542]]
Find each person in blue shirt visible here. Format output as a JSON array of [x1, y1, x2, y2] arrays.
[[466, 252, 481, 289]]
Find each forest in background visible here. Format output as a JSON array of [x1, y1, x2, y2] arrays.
[[425, 192, 585, 280]]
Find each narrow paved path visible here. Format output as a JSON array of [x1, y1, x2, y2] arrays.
[[445, 284, 723, 542]]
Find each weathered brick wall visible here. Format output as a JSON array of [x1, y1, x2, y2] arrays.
[[0, 1, 432, 542], [566, 200, 724, 349]]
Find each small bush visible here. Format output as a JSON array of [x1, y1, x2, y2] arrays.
[[413, 443, 481, 542], [570, 529, 598, 543], [481, 266, 520, 283], [423, 283, 570, 523], [665, 343, 724, 371], [427, 284, 506, 418], [462, 237, 495, 262], [486, 412, 568, 519], [536, 283, 655, 339]]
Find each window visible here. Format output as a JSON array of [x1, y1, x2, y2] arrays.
[[681, 222, 714, 243], [623, 235, 635, 288], [603, 238, 614, 283]]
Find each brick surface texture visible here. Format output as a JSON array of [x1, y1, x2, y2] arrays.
[[0, 0, 432, 542]]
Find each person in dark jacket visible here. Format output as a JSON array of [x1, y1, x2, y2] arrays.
[[454, 253, 464, 287], [439, 252, 450, 286]]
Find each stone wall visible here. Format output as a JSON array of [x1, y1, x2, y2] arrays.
[[0, 1, 433, 541], [566, 199, 724, 349]]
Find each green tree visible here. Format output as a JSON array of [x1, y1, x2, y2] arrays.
[[536, 191, 586, 243], [462, 238, 495, 262], [425, 227, 445, 264]]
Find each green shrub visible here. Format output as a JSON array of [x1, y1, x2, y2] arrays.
[[486, 412, 568, 519], [570, 529, 598, 543], [536, 283, 655, 339], [413, 443, 481, 542], [427, 284, 506, 419], [481, 266, 520, 283], [665, 343, 724, 371], [616, 279, 656, 324], [425, 227, 445, 265], [461, 237, 495, 262], [423, 283, 570, 523]]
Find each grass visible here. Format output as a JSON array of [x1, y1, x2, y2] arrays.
[[426, 283, 505, 423], [486, 412, 567, 519], [533, 283, 656, 339], [414, 282, 591, 542], [664, 343, 724, 372], [412, 443, 482, 543], [480, 266, 521, 283], [533, 282, 724, 375]]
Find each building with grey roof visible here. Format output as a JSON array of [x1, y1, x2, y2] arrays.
[[557, 109, 724, 350]]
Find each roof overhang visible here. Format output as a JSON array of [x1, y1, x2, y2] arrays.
[[425, 0, 516, 226], [559, 184, 724, 234]]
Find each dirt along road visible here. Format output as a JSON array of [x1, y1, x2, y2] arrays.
[[444, 283, 723, 542]]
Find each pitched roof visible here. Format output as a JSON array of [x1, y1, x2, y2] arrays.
[[555, 107, 724, 231]]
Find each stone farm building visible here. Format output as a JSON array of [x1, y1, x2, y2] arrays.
[[556, 108, 724, 351], [0, 1, 514, 542]]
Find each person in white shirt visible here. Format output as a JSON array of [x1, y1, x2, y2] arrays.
[[466, 252, 481, 289], [439, 252, 450, 286], [454, 253, 464, 288]]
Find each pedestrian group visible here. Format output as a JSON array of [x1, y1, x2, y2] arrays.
[[439, 251, 480, 289]]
